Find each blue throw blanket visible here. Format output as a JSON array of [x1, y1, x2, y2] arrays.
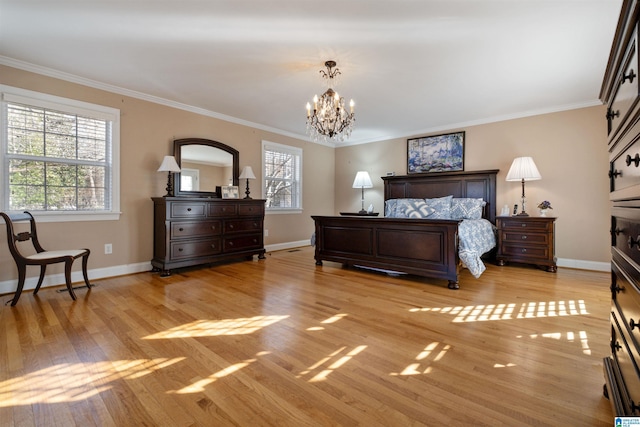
[[458, 219, 497, 278]]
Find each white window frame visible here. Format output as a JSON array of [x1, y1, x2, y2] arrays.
[[0, 85, 120, 222], [262, 140, 302, 214]]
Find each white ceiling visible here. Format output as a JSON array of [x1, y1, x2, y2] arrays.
[[0, 0, 623, 145]]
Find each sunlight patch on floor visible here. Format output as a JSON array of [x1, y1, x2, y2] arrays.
[[307, 313, 347, 331], [410, 300, 589, 322], [143, 315, 290, 338], [298, 345, 368, 382], [391, 342, 450, 376], [0, 358, 183, 406], [173, 359, 257, 393], [525, 330, 592, 355]]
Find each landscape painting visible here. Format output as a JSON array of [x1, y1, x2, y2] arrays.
[[407, 131, 465, 173]]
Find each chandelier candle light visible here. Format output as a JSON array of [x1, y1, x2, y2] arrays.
[[506, 156, 541, 216], [306, 60, 355, 143]]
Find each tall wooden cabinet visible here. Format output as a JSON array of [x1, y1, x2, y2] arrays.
[[151, 197, 265, 276], [602, 0, 640, 416]]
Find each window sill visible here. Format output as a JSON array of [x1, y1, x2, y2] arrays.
[[266, 209, 303, 215], [12, 211, 122, 223]]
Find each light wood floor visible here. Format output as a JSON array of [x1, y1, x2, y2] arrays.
[[0, 246, 614, 426]]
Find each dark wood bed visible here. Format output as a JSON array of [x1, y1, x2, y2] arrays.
[[312, 169, 498, 289]]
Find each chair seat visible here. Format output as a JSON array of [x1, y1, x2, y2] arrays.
[[28, 249, 87, 260]]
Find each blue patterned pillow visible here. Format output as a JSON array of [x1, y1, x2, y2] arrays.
[[392, 199, 435, 218], [451, 197, 486, 220], [385, 199, 398, 217], [424, 195, 453, 219]]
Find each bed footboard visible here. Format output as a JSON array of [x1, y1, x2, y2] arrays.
[[312, 216, 461, 289]]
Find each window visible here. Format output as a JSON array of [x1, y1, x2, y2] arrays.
[[262, 140, 302, 213], [0, 85, 120, 221]]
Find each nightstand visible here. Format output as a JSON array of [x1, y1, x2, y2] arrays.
[[495, 216, 557, 272]]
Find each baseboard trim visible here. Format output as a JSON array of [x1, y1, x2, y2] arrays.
[[556, 258, 609, 272], [0, 262, 151, 295], [0, 244, 607, 295], [265, 240, 311, 253]]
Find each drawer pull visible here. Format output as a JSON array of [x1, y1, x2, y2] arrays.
[[520, 223, 527, 228], [521, 248, 527, 253], [187, 208, 192, 212], [628, 235, 640, 249], [623, 69, 637, 84], [229, 242, 234, 246], [609, 169, 622, 179], [211, 225, 216, 230], [610, 283, 624, 294], [229, 224, 234, 229], [607, 108, 620, 120], [631, 318, 639, 331], [521, 235, 527, 240], [626, 153, 640, 167], [211, 244, 216, 249], [178, 248, 183, 252], [612, 227, 624, 236], [179, 227, 184, 232]]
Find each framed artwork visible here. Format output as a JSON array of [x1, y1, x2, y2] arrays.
[[221, 185, 239, 199], [407, 131, 465, 174]]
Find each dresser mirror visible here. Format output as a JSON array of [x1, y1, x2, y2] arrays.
[[173, 138, 239, 197]]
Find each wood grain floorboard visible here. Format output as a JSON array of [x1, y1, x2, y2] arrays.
[[0, 246, 614, 426]]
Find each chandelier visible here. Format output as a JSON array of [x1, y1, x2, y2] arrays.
[[305, 60, 355, 143]]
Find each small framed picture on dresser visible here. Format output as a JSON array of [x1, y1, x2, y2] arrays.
[[221, 185, 239, 199]]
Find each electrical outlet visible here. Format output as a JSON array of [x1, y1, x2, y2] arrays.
[[104, 243, 112, 254], [264, 229, 269, 237]]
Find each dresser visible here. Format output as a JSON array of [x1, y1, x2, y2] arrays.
[[495, 216, 557, 272], [602, 0, 640, 416], [151, 197, 265, 276]]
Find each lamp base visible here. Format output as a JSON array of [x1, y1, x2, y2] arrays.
[[358, 209, 368, 214], [515, 211, 530, 216]]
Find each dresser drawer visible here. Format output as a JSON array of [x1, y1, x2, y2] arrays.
[[608, 28, 640, 142], [500, 230, 549, 245], [170, 220, 220, 239], [224, 219, 263, 234], [224, 234, 263, 252], [170, 202, 206, 218], [612, 215, 640, 268], [612, 311, 640, 415], [613, 260, 640, 348], [239, 203, 264, 216], [170, 239, 221, 259], [209, 203, 238, 217]]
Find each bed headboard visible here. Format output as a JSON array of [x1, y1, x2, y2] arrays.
[[382, 169, 499, 223]]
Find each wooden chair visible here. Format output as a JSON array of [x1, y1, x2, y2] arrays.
[[0, 211, 92, 306]]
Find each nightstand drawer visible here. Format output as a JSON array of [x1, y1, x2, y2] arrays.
[[501, 231, 549, 245], [500, 243, 549, 259], [498, 218, 552, 232]]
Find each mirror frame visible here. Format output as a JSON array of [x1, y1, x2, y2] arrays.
[[173, 138, 239, 197]]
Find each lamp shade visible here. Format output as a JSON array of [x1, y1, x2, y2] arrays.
[[352, 171, 373, 188], [157, 155, 181, 173], [240, 166, 256, 180], [506, 157, 541, 181]]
